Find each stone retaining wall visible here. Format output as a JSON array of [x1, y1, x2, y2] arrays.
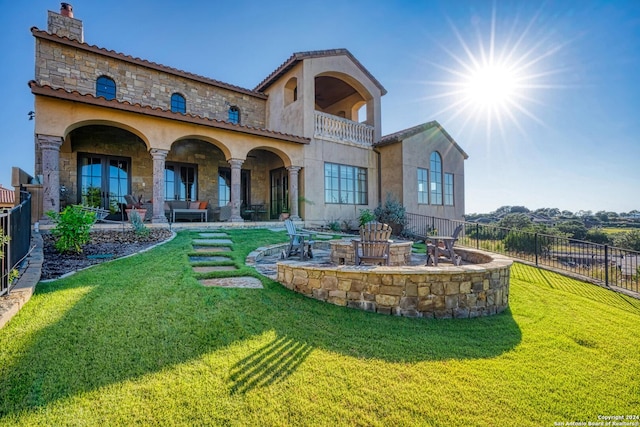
[[276, 247, 512, 319]]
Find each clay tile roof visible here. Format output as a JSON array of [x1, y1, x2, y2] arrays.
[[31, 27, 267, 100], [376, 121, 469, 159], [29, 81, 309, 144], [255, 48, 387, 95], [0, 185, 14, 205]]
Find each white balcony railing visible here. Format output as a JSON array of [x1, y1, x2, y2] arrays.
[[314, 111, 374, 146]]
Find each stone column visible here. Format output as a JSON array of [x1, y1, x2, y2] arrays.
[[150, 148, 169, 223], [287, 166, 301, 221], [37, 134, 64, 219], [229, 158, 244, 222]]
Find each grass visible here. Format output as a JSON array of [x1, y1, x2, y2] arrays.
[[0, 229, 638, 426]]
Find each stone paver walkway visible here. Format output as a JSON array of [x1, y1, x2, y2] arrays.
[[189, 231, 263, 289], [199, 277, 263, 288]]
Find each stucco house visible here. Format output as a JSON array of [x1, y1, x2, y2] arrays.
[[28, 3, 467, 227]]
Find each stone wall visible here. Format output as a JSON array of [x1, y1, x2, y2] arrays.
[[35, 38, 267, 128], [276, 248, 512, 319], [47, 10, 83, 42]]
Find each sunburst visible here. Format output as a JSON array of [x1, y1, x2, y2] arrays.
[[421, 5, 568, 141]]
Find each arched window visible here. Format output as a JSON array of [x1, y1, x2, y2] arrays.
[[430, 152, 443, 205], [228, 106, 240, 124], [171, 93, 186, 113], [284, 77, 297, 106], [96, 76, 116, 100]]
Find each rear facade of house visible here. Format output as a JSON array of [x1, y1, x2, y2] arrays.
[[27, 3, 467, 227]]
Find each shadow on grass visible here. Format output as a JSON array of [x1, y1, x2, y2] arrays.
[[0, 231, 521, 418]]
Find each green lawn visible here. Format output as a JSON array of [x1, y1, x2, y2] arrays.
[[0, 229, 638, 426]]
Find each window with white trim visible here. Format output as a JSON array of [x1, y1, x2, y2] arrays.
[[430, 152, 443, 205], [418, 168, 428, 204], [444, 173, 454, 206]]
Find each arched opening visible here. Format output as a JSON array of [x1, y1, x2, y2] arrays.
[[242, 148, 289, 220], [66, 125, 148, 214], [284, 77, 298, 106], [313, 74, 375, 145], [314, 75, 365, 121]]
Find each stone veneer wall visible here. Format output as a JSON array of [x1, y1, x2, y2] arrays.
[[276, 248, 512, 319], [35, 38, 266, 128], [47, 11, 83, 42]]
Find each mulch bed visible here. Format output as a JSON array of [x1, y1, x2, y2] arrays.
[[41, 229, 173, 280]]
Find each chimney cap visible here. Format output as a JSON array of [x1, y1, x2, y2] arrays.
[[60, 2, 73, 18]]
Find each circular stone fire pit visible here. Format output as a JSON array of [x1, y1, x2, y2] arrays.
[[329, 238, 413, 266], [269, 242, 512, 319]]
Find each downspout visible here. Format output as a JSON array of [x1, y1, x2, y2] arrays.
[[373, 147, 382, 207]]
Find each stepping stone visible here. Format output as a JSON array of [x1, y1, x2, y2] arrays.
[[189, 256, 230, 263], [193, 266, 238, 273], [193, 246, 231, 253], [193, 239, 234, 245], [199, 277, 263, 288], [198, 233, 229, 238], [314, 234, 335, 240]]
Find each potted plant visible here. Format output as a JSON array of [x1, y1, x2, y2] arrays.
[[125, 194, 147, 222], [278, 201, 290, 221]]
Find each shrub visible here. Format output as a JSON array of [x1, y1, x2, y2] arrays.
[[129, 210, 150, 237], [585, 229, 611, 245], [374, 195, 407, 231], [47, 206, 96, 253], [326, 219, 341, 232], [0, 228, 10, 261], [503, 229, 552, 255], [613, 230, 640, 251], [358, 209, 376, 227]]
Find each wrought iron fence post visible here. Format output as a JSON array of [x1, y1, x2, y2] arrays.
[[604, 245, 609, 287], [535, 233, 539, 266], [476, 223, 480, 249]]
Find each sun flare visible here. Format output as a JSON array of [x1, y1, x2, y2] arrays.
[[463, 63, 518, 108], [421, 5, 565, 140]]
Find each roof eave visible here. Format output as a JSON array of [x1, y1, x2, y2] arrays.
[[31, 27, 268, 100], [29, 81, 309, 145]]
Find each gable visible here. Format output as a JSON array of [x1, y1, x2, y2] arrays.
[[377, 121, 468, 160]]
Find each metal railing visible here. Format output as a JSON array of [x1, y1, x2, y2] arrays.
[[314, 111, 374, 146], [405, 212, 640, 294], [1, 192, 32, 296]]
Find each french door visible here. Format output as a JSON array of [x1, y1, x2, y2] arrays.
[[165, 162, 197, 201], [78, 154, 130, 211], [270, 168, 289, 219]]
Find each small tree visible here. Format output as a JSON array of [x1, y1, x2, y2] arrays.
[[47, 206, 96, 254], [498, 213, 532, 230], [613, 230, 640, 251], [358, 208, 376, 227]]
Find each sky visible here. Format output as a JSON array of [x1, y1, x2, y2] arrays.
[[1, 0, 638, 214]]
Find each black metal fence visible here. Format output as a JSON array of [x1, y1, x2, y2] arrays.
[[405, 212, 640, 294], [1, 192, 32, 296]]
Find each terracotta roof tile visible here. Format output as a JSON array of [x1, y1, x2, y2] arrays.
[[31, 27, 267, 100], [0, 186, 14, 205], [255, 48, 387, 95], [29, 81, 309, 144], [377, 121, 469, 159]]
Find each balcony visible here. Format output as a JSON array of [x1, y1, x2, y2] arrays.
[[314, 111, 374, 146]]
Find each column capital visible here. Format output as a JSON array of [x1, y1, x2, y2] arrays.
[[286, 165, 302, 173], [150, 148, 169, 160], [36, 134, 63, 151], [228, 158, 244, 169]]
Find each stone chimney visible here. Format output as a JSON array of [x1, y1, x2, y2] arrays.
[[47, 3, 83, 43]]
